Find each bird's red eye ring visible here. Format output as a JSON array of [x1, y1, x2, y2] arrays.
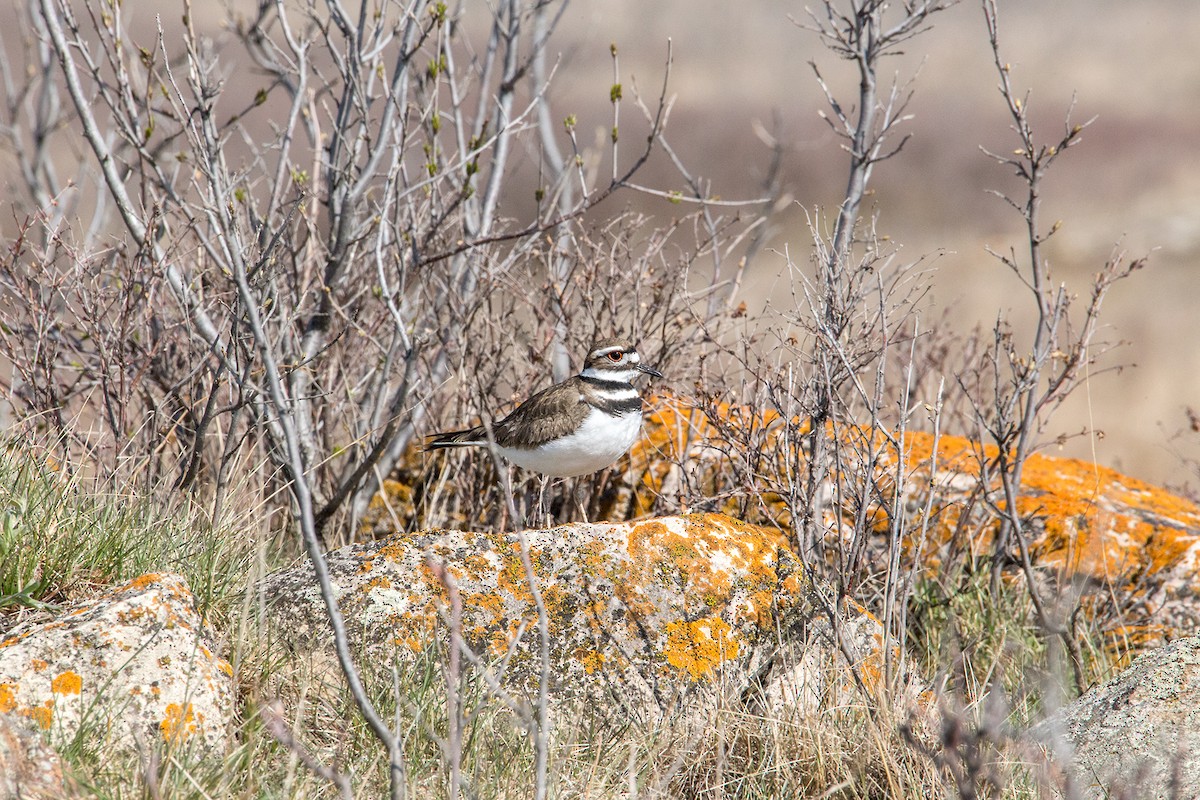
[[606, 351, 622, 362]]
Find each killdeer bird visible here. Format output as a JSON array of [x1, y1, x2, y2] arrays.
[[427, 338, 662, 477]]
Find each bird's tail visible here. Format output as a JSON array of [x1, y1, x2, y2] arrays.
[[425, 426, 487, 450]]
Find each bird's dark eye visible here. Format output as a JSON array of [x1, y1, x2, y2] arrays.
[[607, 351, 622, 362]]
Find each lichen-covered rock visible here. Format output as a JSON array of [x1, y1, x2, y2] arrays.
[[0, 713, 71, 799], [263, 513, 927, 723], [1029, 633, 1200, 798], [0, 573, 233, 754], [633, 394, 1200, 649]]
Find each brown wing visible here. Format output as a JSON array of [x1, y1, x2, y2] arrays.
[[492, 378, 588, 449]]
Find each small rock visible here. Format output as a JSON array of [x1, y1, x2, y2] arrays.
[[0, 573, 234, 755]]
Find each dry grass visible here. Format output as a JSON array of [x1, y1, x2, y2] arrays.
[[0, 438, 1132, 799]]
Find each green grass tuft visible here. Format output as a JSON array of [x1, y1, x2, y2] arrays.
[[0, 445, 253, 624]]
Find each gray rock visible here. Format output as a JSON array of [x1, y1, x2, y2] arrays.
[[0, 713, 72, 799], [1029, 634, 1200, 798]]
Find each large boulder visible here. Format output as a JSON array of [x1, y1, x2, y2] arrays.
[[0, 573, 234, 754], [365, 395, 1200, 651], [263, 513, 927, 723]]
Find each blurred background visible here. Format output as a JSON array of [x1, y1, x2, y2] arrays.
[[4, 0, 1198, 488], [544, 0, 1200, 488]]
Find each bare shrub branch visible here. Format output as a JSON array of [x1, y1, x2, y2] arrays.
[[968, 0, 1146, 692]]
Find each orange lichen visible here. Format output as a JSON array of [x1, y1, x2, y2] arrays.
[[462, 552, 496, 582], [663, 616, 739, 680], [160, 702, 197, 744], [576, 649, 607, 675], [23, 703, 52, 730], [634, 396, 1200, 652], [0, 682, 16, 712], [365, 575, 394, 591], [463, 590, 504, 619], [495, 541, 536, 608], [624, 515, 791, 635], [377, 540, 412, 564], [393, 633, 427, 652], [489, 626, 518, 656], [126, 573, 162, 591], [50, 671, 82, 696], [893, 432, 1200, 589]]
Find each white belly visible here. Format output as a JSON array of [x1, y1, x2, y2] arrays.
[[499, 408, 643, 477]]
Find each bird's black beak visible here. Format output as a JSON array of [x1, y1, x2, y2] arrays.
[[637, 363, 663, 379]]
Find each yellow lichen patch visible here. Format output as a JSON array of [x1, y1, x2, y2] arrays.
[[30, 658, 49, 672], [413, 559, 448, 598], [537, 582, 569, 637], [581, 598, 611, 636], [780, 571, 806, 597], [630, 519, 712, 595], [576, 648, 607, 675], [625, 515, 791, 632], [126, 573, 163, 591], [387, 600, 439, 654], [462, 552, 497, 582], [626, 518, 672, 559], [0, 682, 16, 712], [160, 702, 197, 744], [50, 671, 82, 696], [23, 703, 52, 730], [489, 626, 518, 656], [494, 542, 536, 608], [393, 633, 427, 652], [463, 590, 505, 621], [377, 540, 412, 564], [663, 616, 739, 681], [365, 575, 394, 591]]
